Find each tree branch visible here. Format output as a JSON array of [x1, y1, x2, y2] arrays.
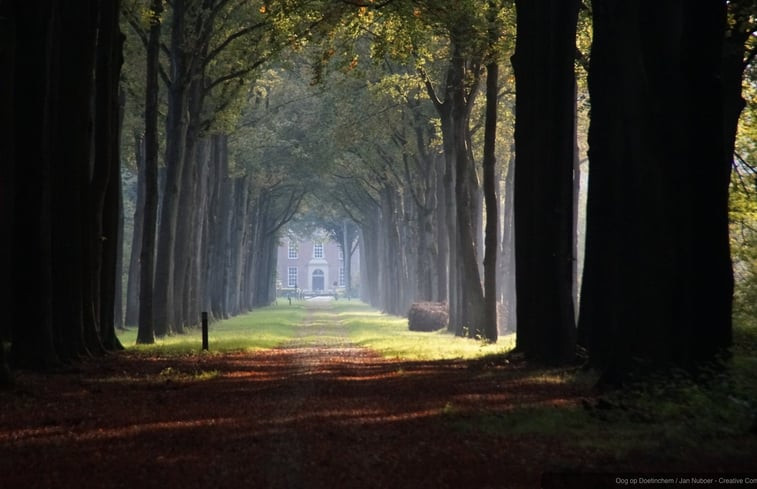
[[203, 22, 268, 68], [417, 67, 444, 110]]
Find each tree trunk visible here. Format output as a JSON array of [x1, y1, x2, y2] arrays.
[[229, 177, 250, 314], [136, 0, 164, 345], [94, 0, 125, 351], [53, 0, 101, 360], [1, 1, 15, 381], [499, 150, 516, 332], [115, 161, 125, 331], [676, 3, 732, 363], [482, 55, 499, 343], [154, 0, 190, 336], [579, 1, 731, 381], [441, 116, 460, 330], [435, 155, 448, 304], [189, 138, 212, 324], [125, 134, 145, 326], [10, 1, 58, 369], [450, 45, 486, 338], [512, 0, 578, 364]]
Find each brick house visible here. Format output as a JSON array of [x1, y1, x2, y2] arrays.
[[276, 229, 358, 296]]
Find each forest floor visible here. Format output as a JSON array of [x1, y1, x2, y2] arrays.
[[1, 302, 756, 489]]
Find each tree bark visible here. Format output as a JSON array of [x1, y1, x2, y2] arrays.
[[482, 55, 499, 343], [10, 1, 58, 369], [0, 1, 15, 381], [154, 0, 190, 336], [499, 150, 516, 332], [579, 1, 731, 381], [450, 43, 486, 338], [435, 155, 448, 304], [136, 0, 164, 345], [54, 0, 101, 360], [0, 2, 14, 354], [512, 0, 579, 363], [94, 0, 125, 351], [125, 134, 145, 326]]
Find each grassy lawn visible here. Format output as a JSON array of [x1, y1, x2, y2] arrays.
[[117, 299, 516, 361], [116, 303, 308, 355], [332, 300, 516, 360]]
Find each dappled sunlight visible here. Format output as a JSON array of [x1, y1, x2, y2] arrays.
[[0, 417, 240, 449], [7, 298, 753, 489]]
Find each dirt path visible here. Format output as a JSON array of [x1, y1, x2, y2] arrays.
[[6, 301, 744, 488], [258, 300, 390, 487]]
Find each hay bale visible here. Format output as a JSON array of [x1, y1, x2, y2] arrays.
[[408, 302, 448, 332]]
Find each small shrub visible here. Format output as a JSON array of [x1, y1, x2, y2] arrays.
[[408, 302, 448, 332]]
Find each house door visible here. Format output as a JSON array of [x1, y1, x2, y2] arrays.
[[312, 269, 324, 291]]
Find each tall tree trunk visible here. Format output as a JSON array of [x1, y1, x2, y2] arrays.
[[0, 1, 15, 382], [189, 138, 211, 324], [441, 116, 460, 330], [136, 0, 164, 345], [115, 162, 125, 331], [172, 77, 205, 331], [10, 2, 59, 369], [677, 3, 732, 363], [359, 215, 381, 306], [53, 0, 101, 360], [435, 155, 448, 304], [482, 56, 499, 342], [154, 0, 189, 336], [229, 177, 250, 314], [450, 46, 486, 337], [571, 81, 581, 324], [125, 134, 145, 326], [95, 0, 125, 351], [579, 1, 730, 381], [499, 149, 517, 333], [512, 0, 579, 364]]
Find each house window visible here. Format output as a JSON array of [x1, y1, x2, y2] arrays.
[[313, 242, 324, 259], [288, 241, 298, 259], [287, 267, 298, 288], [339, 267, 345, 287]]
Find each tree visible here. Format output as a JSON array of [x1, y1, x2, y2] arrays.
[[511, 0, 579, 363], [7, 1, 127, 368], [136, 0, 163, 345], [0, 0, 14, 383], [94, 0, 126, 352], [481, 0, 502, 343], [9, 1, 59, 369], [579, 1, 732, 382]]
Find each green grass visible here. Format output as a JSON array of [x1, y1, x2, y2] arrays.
[[117, 304, 307, 355], [117, 300, 516, 361], [333, 300, 516, 360]]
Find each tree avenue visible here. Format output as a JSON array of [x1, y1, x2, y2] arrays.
[[1, 0, 755, 386]]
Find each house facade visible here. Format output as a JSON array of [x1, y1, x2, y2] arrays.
[[276, 230, 359, 296]]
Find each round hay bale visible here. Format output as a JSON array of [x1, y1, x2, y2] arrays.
[[408, 302, 448, 332]]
